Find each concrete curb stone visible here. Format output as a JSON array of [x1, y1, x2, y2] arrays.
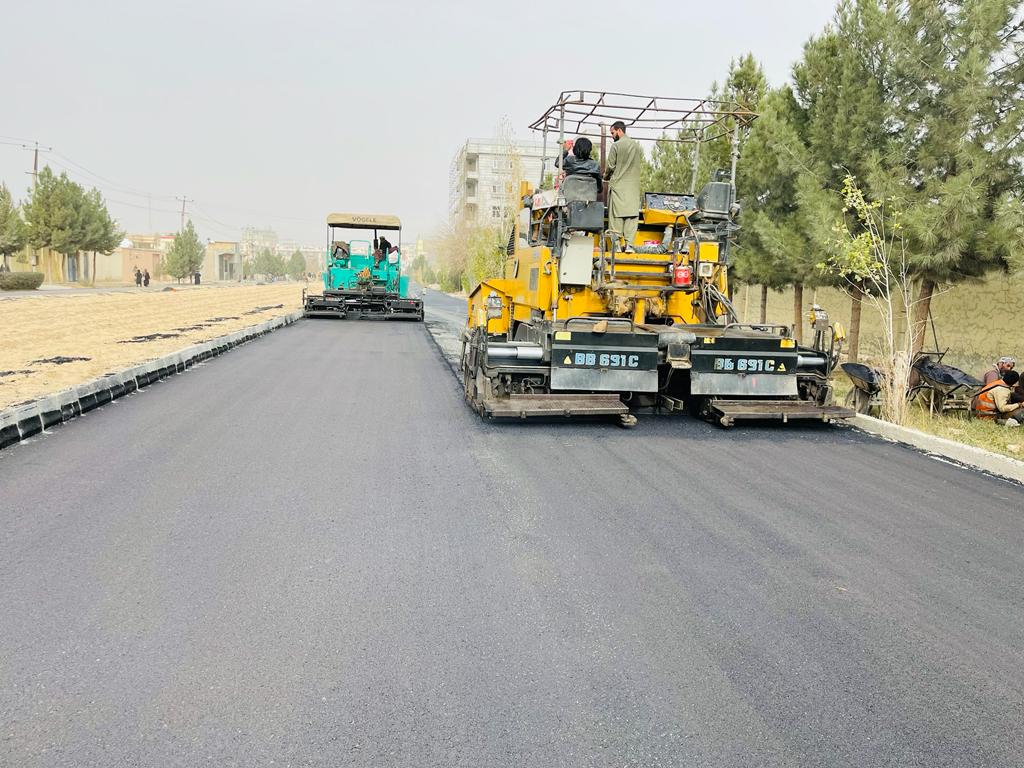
[[851, 414, 1024, 485], [0, 310, 303, 451]]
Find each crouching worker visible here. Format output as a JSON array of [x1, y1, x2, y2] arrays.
[[973, 369, 1024, 426]]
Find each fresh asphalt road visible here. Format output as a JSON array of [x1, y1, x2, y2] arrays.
[[2, 294, 1023, 767]]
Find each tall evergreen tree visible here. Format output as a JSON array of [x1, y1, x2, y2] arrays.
[[81, 189, 122, 285], [732, 85, 821, 337], [23, 168, 90, 282], [163, 220, 205, 282], [287, 249, 306, 280], [829, 0, 1024, 354], [0, 184, 26, 270]]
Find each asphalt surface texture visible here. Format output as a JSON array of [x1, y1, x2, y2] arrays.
[[2, 290, 1023, 767]]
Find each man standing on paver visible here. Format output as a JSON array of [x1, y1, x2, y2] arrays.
[[604, 120, 642, 253]]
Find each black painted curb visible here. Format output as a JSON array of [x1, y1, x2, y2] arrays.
[[0, 310, 303, 451]]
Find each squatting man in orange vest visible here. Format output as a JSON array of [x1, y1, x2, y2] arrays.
[[973, 369, 1024, 426]]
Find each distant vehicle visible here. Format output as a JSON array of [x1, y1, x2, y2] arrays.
[[303, 213, 423, 321]]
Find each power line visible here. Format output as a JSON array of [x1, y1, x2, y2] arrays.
[[0, 134, 42, 144], [3, 140, 317, 234], [50, 150, 176, 201]]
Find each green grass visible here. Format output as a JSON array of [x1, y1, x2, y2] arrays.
[[902, 405, 1024, 460], [833, 377, 1022, 459]]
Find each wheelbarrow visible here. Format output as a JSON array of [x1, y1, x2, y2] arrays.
[[911, 352, 982, 414], [841, 362, 884, 415]]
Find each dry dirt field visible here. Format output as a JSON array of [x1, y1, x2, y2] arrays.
[[0, 284, 304, 409]]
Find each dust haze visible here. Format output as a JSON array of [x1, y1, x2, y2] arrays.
[[0, 0, 837, 245]]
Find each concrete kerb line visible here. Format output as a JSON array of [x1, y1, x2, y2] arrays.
[[851, 414, 1024, 485], [0, 309, 304, 451]]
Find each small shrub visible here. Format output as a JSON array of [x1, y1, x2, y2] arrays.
[[0, 272, 45, 290]]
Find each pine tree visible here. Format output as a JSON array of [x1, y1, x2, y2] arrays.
[[825, 0, 1024, 355], [735, 20, 891, 351], [81, 189, 122, 285], [287, 249, 306, 280], [164, 220, 205, 282], [0, 184, 26, 270], [23, 169, 91, 282]]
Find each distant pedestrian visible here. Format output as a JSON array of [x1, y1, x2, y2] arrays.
[[134, 268, 142, 287], [143, 269, 150, 287]]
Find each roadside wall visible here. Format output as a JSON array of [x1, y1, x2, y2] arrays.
[[734, 272, 1024, 376]]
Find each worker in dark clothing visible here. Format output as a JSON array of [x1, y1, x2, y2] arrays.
[[560, 137, 603, 191], [1011, 375, 1024, 405]]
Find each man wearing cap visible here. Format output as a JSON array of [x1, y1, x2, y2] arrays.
[[982, 356, 1015, 385]]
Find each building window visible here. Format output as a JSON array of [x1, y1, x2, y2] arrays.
[[491, 206, 502, 218]]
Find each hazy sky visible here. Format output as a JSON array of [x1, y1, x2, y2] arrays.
[[1, 0, 838, 247]]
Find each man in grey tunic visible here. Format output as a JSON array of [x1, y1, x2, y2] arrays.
[[604, 120, 642, 253]]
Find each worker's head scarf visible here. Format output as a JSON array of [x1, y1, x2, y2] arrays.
[[573, 137, 593, 160]]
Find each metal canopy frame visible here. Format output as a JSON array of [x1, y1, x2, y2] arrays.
[[529, 90, 757, 144], [325, 213, 402, 253]]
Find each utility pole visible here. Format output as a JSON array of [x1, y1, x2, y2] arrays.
[[176, 196, 193, 231], [23, 141, 52, 190], [23, 141, 52, 275]]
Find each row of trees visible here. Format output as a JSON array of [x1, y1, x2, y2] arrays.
[[0, 168, 122, 284], [242, 248, 306, 280], [645, 0, 1024, 367]]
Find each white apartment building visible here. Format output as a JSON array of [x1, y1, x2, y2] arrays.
[[449, 138, 553, 227], [240, 226, 279, 260]]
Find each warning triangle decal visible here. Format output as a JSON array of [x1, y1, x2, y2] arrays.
[[777, 363, 786, 372], [563, 356, 572, 365]]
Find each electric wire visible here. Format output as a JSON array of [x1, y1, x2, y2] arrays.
[[4, 140, 315, 234]]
